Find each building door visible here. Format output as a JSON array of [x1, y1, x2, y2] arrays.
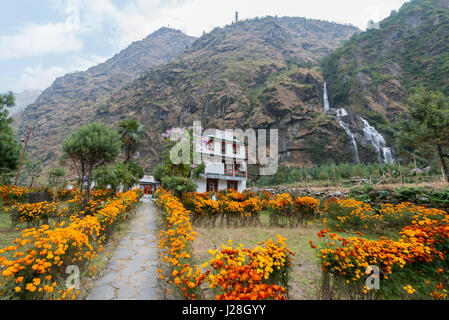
[[143, 185, 153, 195], [227, 180, 238, 191], [206, 179, 219, 192]]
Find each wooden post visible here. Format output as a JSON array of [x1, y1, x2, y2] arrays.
[[14, 127, 32, 186], [442, 166, 447, 184], [413, 155, 418, 184]]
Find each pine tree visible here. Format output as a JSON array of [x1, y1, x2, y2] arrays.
[[0, 93, 21, 179], [398, 88, 449, 181]]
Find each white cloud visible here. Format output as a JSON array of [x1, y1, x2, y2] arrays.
[[2, 0, 411, 92], [18, 65, 68, 91], [71, 55, 108, 72], [41, 0, 409, 52], [16, 55, 107, 91], [0, 0, 410, 61], [69, 0, 409, 48], [0, 21, 84, 60]]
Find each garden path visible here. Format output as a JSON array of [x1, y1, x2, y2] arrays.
[[87, 197, 160, 300]]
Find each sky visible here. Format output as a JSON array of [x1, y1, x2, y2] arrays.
[[0, 0, 409, 94]]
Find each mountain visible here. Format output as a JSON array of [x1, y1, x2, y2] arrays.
[[323, 0, 449, 161], [12, 2, 449, 173], [93, 17, 360, 170], [14, 27, 197, 163], [8, 90, 42, 116]]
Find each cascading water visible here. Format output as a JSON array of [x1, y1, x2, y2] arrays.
[[360, 118, 394, 165], [323, 81, 360, 163], [336, 109, 361, 164], [323, 81, 330, 114]]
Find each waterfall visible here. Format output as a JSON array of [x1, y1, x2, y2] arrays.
[[360, 118, 394, 165], [336, 108, 361, 164], [323, 81, 330, 114], [323, 81, 360, 163]]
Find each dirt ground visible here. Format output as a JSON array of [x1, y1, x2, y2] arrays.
[[192, 213, 323, 300]]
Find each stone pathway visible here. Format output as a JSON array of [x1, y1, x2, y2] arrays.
[[87, 197, 160, 300]]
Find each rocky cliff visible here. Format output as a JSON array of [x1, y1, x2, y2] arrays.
[[323, 0, 449, 160], [94, 17, 360, 170], [8, 90, 42, 117]]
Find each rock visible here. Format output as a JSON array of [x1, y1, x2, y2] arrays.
[[88, 285, 115, 300]]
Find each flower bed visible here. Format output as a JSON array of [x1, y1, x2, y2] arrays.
[[181, 190, 263, 227], [268, 193, 320, 228], [321, 198, 448, 234], [206, 237, 294, 300], [1, 186, 78, 209], [155, 189, 294, 300], [0, 186, 32, 206], [312, 199, 449, 299], [0, 189, 141, 300], [10, 201, 68, 226]]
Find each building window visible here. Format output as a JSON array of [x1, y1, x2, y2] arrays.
[[207, 138, 214, 152], [207, 179, 219, 192], [227, 180, 238, 191]]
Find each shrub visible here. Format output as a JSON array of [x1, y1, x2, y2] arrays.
[[312, 212, 449, 300], [161, 176, 197, 198], [321, 198, 377, 232]]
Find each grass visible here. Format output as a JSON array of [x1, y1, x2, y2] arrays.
[[191, 212, 322, 299], [193, 224, 322, 299], [155, 205, 388, 300], [154, 207, 324, 299], [192, 212, 384, 300], [0, 211, 21, 250]]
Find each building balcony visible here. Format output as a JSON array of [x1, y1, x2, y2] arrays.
[[224, 168, 247, 178], [203, 163, 247, 181]]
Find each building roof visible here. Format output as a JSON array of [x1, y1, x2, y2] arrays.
[[204, 129, 244, 144], [140, 175, 159, 184]]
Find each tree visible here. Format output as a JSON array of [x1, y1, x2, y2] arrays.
[[161, 176, 197, 198], [0, 93, 21, 179], [94, 161, 144, 193], [62, 122, 122, 210], [153, 127, 206, 195], [398, 88, 449, 181], [94, 163, 126, 193], [23, 160, 42, 187], [158, 127, 204, 179], [47, 167, 66, 189], [117, 119, 145, 168], [128, 160, 145, 188], [47, 167, 66, 201], [153, 162, 169, 183]]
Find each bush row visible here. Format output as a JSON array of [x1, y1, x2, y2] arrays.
[[155, 189, 294, 300], [0, 189, 141, 300]]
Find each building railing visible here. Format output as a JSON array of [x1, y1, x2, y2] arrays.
[[224, 169, 247, 178]]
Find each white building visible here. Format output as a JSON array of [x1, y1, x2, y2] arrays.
[[195, 130, 247, 193]]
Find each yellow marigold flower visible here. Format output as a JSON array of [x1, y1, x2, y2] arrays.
[[25, 283, 36, 292]]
